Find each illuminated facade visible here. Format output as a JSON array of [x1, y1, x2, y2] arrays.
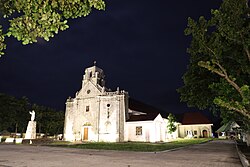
[[63, 64, 212, 142], [63, 64, 166, 142]]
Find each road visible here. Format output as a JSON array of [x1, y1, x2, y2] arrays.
[[0, 140, 242, 167]]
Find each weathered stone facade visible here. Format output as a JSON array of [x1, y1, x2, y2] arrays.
[[64, 64, 129, 142]]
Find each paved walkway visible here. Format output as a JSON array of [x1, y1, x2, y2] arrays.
[[0, 140, 242, 167]]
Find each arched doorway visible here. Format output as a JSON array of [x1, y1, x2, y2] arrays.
[[202, 130, 208, 138]]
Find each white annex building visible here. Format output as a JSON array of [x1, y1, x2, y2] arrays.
[[63, 63, 213, 142]]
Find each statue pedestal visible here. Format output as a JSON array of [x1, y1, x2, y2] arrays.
[[25, 121, 36, 139]]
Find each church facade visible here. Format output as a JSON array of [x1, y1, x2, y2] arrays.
[[64, 64, 129, 142], [63, 63, 213, 142]]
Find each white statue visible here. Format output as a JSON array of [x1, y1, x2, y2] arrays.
[[29, 110, 35, 121]]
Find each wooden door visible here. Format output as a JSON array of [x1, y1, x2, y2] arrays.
[[84, 127, 88, 140]]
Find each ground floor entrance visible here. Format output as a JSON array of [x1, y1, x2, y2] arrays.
[[203, 130, 208, 138], [83, 127, 88, 140]]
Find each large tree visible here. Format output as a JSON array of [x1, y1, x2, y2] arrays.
[[0, 0, 105, 56], [32, 104, 64, 136], [178, 0, 250, 127], [0, 93, 30, 133], [0, 93, 64, 136]]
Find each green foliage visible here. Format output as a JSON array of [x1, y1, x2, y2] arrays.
[[167, 113, 177, 133], [177, 55, 218, 109], [0, 0, 105, 56], [33, 104, 64, 135], [241, 85, 250, 105], [0, 26, 5, 56], [0, 93, 64, 135], [178, 0, 250, 126], [0, 93, 30, 133], [54, 138, 211, 152]]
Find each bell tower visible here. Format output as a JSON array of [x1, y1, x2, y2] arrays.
[[82, 61, 105, 87]]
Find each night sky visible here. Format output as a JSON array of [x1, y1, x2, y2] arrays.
[[0, 0, 221, 114]]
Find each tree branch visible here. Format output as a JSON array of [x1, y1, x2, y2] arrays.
[[245, 48, 250, 62], [202, 43, 217, 57], [200, 43, 244, 98], [213, 61, 244, 98], [229, 107, 250, 120], [200, 59, 250, 119], [222, 102, 250, 120], [214, 98, 250, 120]]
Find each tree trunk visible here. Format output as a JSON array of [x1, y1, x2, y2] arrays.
[[246, 132, 250, 147]]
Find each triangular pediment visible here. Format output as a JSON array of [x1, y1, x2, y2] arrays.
[[77, 81, 102, 98], [154, 114, 164, 122]]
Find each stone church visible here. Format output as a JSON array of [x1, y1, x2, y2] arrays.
[[63, 63, 166, 142], [63, 63, 213, 142]]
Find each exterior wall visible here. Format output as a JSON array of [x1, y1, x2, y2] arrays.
[[126, 121, 153, 142], [63, 100, 77, 141], [178, 124, 213, 138], [64, 92, 128, 142], [97, 94, 127, 142], [125, 114, 166, 142], [154, 114, 166, 142]]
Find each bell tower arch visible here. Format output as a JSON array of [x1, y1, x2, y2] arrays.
[[82, 61, 105, 87]]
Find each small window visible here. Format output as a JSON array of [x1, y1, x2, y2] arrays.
[[136, 126, 142, 135], [86, 106, 90, 112]]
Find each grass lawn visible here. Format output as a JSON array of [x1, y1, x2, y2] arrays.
[[50, 138, 212, 152]]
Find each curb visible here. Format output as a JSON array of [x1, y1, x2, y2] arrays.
[[158, 139, 213, 153], [235, 141, 250, 167]]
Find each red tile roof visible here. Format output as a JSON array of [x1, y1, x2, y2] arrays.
[[181, 112, 211, 125]]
